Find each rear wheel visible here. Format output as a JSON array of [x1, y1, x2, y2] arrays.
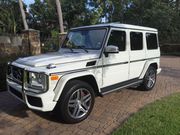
[[140, 66, 157, 91], [55, 80, 95, 123]]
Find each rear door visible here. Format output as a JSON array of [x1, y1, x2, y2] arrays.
[[129, 30, 146, 79], [145, 32, 160, 59]]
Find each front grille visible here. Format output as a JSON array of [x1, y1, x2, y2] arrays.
[[9, 86, 23, 100], [8, 66, 23, 84]]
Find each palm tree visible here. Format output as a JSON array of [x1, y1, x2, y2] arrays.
[[176, 0, 180, 10], [18, 0, 28, 30], [55, 0, 64, 33]]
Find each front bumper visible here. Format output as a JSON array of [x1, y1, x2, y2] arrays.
[[7, 79, 57, 112]]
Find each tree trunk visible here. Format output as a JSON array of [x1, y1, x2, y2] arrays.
[[56, 0, 64, 33], [18, 0, 28, 30], [176, 0, 180, 10], [120, 0, 124, 23]]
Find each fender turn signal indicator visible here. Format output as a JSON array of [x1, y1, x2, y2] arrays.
[[51, 74, 59, 81]]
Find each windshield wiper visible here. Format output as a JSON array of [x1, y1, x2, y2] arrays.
[[69, 47, 74, 52], [76, 45, 88, 53], [61, 46, 74, 52]]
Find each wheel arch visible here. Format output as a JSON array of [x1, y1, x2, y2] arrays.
[[53, 71, 101, 102], [68, 75, 101, 97], [139, 60, 159, 79], [149, 63, 158, 70]]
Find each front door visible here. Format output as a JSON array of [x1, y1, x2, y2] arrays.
[[101, 28, 129, 91]]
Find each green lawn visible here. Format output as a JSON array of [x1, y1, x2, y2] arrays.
[[113, 93, 180, 135]]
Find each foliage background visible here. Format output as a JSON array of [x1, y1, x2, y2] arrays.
[[0, 0, 180, 43], [0, 0, 179, 91]]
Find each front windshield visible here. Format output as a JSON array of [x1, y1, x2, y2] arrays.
[[61, 28, 106, 50]]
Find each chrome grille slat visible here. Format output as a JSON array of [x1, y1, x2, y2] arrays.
[[9, 66, 23, 84]]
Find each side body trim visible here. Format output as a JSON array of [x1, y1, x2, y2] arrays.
[[53, 57, 159, 75]]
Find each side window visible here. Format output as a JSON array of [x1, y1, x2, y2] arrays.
[[107, 30, 126, 51], [130, 32, 143, 50], [146, 33, 158, 49]]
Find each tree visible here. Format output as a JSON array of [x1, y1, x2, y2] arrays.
[[107, 0, 180, 43], [29, 0, 58, 35], [55, 0, 64, 33], [0, 0, 24, 34], [86, 0, 113, 23], [108, 0, 126, 22], [1, 0, 179, 44], [18, 0, 28, 30], [176, 0, 180, 10], [61, 0, 87, 28]]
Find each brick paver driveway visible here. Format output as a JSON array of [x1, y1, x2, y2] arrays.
[[0, 56, 180, 135]]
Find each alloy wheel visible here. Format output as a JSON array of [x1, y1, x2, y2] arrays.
[[146, 69, 156, 88], [67, 88, 92, 119]]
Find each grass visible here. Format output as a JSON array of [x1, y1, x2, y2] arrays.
[[113, 93, 180, 135]]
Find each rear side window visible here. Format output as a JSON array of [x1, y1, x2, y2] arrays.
[[107, 30, 126, 51], [146, 33, 158, 49], [130, 32, 143, 50]]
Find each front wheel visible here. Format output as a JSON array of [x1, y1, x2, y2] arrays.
[[55, 80, 95, 123], [140, 66, 157, 91]]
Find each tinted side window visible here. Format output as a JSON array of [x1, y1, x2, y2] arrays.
[[107, 30, 126, 51], [130, 32, 143, 50], [146, 33, 158, 49]]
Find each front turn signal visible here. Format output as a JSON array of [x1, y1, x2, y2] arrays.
[[50, 74, 59, 81]]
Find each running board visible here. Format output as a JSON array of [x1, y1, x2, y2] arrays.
[[100, 79, 143, 95]]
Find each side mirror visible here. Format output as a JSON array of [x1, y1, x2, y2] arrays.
[[104, 45, 119, 53]]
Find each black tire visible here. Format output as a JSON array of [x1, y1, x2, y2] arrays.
[[139, 66, 157, 91], [55, 80, 95, 123]]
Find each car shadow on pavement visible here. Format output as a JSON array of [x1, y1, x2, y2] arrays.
[[1, 93, 63, 122], [126, 86, 146, 92], [1, 93, 70, 124], [0, 92, 31, 119], [32, 110, 66, 123], [0, 102, 29, 118]]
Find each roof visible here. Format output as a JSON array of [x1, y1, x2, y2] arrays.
[[71, 23, 157, 32]]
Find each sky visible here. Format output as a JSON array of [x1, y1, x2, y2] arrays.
[[24, 0, 34, 6]]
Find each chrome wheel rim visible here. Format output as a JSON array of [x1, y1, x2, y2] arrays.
[[146, 70, 156, 88], [68, 88, 92, 119]]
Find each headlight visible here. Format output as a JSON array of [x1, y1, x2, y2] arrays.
[[26, 72, 48, 92]]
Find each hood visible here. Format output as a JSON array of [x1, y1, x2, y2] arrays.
[[15, 51, 99, 67]]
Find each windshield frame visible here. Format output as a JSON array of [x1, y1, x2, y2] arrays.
[[60, 27, 108, 51]]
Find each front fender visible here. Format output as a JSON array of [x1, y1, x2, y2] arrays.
[[53, 71, 97, 102]]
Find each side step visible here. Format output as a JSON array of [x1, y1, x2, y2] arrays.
[[100, 78, 143, 95]]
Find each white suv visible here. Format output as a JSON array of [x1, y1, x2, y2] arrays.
[[7, 23, 161, 123]]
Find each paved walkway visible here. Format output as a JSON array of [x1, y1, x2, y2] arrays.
[[0, 56, 180, 135]]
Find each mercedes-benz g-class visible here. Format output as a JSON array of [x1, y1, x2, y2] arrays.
[[7, 23, 161, 123]]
